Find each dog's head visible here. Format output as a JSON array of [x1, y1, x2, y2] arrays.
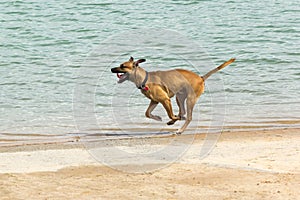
[[111, 57, 146, 83]]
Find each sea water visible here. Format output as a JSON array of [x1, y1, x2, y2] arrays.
[[0, 0, 299, 142]]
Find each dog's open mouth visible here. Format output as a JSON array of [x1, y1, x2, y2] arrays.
[[117, 73, 128, 83]]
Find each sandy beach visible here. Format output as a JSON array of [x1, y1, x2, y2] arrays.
[[0, 128, 300, 200]]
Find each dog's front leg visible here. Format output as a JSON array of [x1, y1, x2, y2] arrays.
[[176, 94, 186, 120], [161, 98, 180, 125], [145, 100, 162, 121]]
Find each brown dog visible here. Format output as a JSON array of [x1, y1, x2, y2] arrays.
[[111, 57, 235, 134]]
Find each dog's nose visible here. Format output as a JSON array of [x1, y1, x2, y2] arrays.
[[111, 68, 115, 73]]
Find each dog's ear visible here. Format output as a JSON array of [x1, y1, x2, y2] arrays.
[[129, 57, 134, 62], [137, 59, 146, 64], [134, 59, 146, 66], [133, 59, 146, 67]]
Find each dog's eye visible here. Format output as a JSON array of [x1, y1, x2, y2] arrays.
[[120, 64, 124, 68]]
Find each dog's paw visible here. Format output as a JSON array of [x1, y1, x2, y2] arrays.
[[167, 120, 175, 125], [177, 115, 186, 120], [152, 115, 162, 121], [175, 130, 182, 135], [171, 130, 182, 135]]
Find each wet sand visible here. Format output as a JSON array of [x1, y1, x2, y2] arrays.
[[0, 128, 300, 199]]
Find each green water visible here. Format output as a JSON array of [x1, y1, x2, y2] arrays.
[[0, 0, 299, 138]]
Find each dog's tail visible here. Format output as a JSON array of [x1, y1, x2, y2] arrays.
[[202, 58, 236, 81]]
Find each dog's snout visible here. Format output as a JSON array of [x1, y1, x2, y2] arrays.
[[111, 68, 117, 73]]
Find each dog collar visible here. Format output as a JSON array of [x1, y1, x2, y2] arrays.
[[137, 71, 149, 91]]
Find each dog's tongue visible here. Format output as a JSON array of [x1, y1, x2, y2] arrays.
[[116, 73, 128, 83]]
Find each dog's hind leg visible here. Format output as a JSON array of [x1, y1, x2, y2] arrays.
[[145, 100, 162, 121]]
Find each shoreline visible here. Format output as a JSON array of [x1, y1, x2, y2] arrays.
[[0, 127, 299, 172], [0, 127, 300, 199], [0, 126, 299, 151], [1, 119, 300, 149]]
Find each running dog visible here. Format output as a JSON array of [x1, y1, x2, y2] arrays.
[[111, 57, 235, 134]]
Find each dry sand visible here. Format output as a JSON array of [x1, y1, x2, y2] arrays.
[[0, 128, 299, 199]]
